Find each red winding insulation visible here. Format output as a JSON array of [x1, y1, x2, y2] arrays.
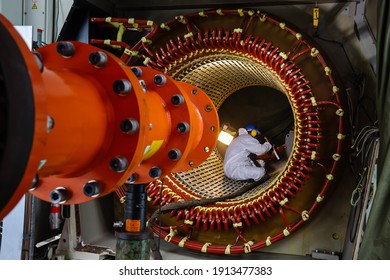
[[89, 8, 347, 255]]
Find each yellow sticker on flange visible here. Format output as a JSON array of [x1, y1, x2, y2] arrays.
[[142, 140, 164, 160]]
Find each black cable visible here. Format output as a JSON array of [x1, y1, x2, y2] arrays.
[[314, 35, 356, 75], [148, 178, 165, 260], [147, 175, 271, 258], [158, 178, 164, 251], [147, 174, 271, 232]]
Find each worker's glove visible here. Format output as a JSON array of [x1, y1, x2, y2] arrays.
[[264, 141, 273, 152], [257, 159, 266, 167]]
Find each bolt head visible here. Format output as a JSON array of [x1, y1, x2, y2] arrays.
[[153, 74, 167, 86], [171, 94, 185, 106], [113, 79, 132, 95], [56, 41, 75, 58], [89, 51, 108, 68], [177, 122, 190, 134], [149, 167, 162, 178], [120, 118, 139, 134], [131, 67, 143, 77], [50, 187, 68, 204], [83, 180, 101, 197], [109, 156, 128, 173], [168, 149, 182, 161]]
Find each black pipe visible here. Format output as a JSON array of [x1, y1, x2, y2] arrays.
[[115, 184, 151, 260], [125, 184, 147, 232]]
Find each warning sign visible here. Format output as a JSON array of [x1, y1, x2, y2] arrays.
[[125, 219, 141, 232], [32, 0, 38, 10]]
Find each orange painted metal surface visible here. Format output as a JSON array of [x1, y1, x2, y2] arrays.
[[0, 18, 218, 219]]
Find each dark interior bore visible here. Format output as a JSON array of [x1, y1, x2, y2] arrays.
[[0, 64, 6, 163], [217, 85, 294, 158]]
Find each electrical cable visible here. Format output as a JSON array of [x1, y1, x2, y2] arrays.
[[348, 124, 379, 243], [147, 174, 271, 232], [90, 8, 347, 254], [147, 176, 271, 259], [157, 178, 164, 252], [314, 35, 356, 75]]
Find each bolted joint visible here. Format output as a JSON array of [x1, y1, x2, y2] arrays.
[[153, 74, 167, 86], [29, 174, 39, 191], [113, 79, 132, 95], [168, 149, 182, 161], [89, 51, 108, 68], [139, 80, 147, 92], [177, 122, 190, 134], [131, 67, 143, 77], [56, 41, 75, 58], [205, 104, 213, 112], [120, 118, 139, 134], [109, 156, 128, 173], [50, 187, 68, 204], [32, 52, 44, 72], [149, 166, 162, 179], [126, 173, 137, 184], [171, 94, 185, 106], [83, 180, 102, 197], [47, 115, 54, 133], [113, 221, 124, 229]]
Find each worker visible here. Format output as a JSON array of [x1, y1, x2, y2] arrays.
[[224, 127, 273, 181]]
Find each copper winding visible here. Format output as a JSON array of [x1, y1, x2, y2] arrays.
[[90, 8, 347, 254]]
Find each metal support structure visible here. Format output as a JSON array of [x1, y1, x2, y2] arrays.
[[115, 184, 152, 260], [354, 0, 377, 72], [0, 14, 218, 221], [113, 0, 361, 10]]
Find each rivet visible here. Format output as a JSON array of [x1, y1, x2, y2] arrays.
[[205, 104, 213, 112]]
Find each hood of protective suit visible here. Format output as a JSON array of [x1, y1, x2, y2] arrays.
[[238, 128, 248, 136]]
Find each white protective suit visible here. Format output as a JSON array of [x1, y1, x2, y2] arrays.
[[224, 128, 272, 181]]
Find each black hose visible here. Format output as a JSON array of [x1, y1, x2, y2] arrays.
[[148, 174, 271, 259]]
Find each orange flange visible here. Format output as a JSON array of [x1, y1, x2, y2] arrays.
[[0, 16, 219, 220]]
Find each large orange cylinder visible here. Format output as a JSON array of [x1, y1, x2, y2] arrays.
[[39, 69, 109, 176], [0, 15, 218, 219]]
